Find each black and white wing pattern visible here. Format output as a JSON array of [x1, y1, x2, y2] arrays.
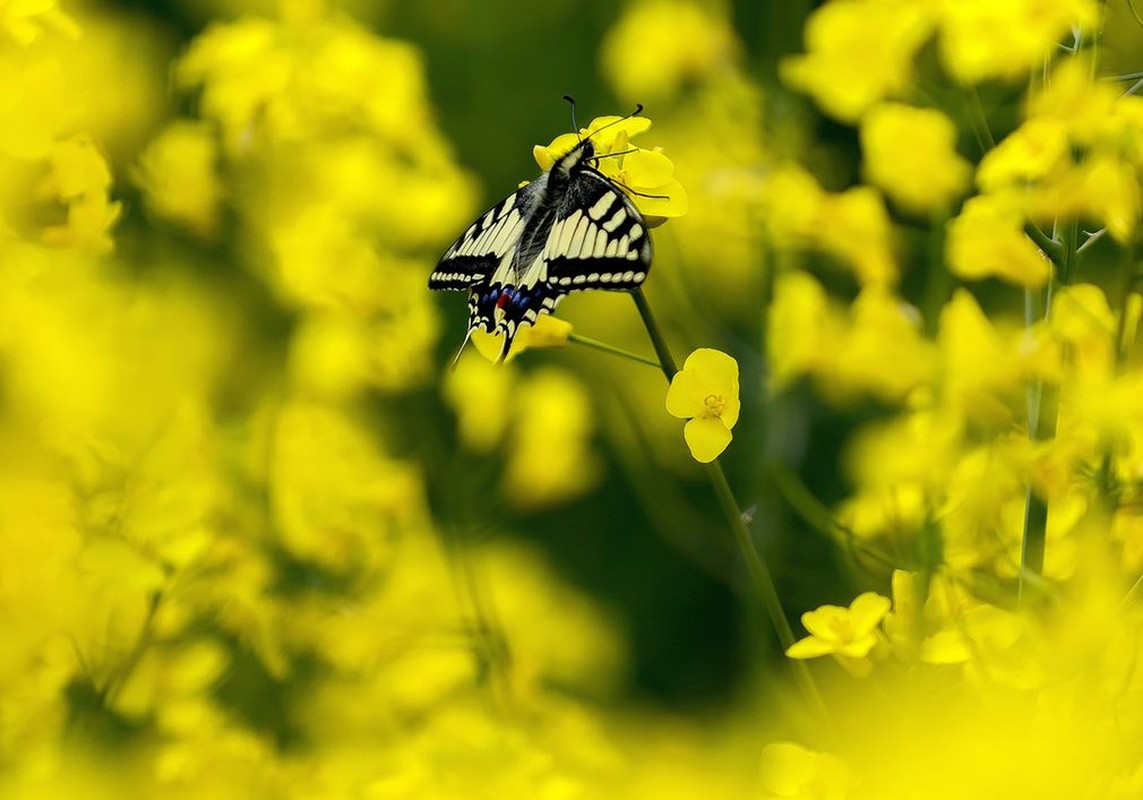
[[430, 135, 652, 362]]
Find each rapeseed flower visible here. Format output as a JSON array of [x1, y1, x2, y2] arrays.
[[599, 0, 738, 102], [665, 348, 740, 463], [860, 103, 972, 215], [782, 0, 930, 122], [533, 115, 688, 218], [786, 591, 891, 676], [134, 121, 223, 238]]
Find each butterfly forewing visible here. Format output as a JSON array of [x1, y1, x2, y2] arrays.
[[429, 186, 533, 291]]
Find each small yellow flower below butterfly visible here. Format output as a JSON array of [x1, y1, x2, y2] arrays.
[[666, 348, 740, 463], [471, 315, 573, 364]]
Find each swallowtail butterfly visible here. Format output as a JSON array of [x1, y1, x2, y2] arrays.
[[430, 102, 653, 363]]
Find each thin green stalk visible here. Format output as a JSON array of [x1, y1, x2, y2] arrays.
[[1019, 220, 1077, 602], [568, 332, 661, 369], [630, 288, 831, 728], [921, 212, 951, 337], [631, 288, 678, 380], [965, 88, 996, 154], [1024, 223, 1066, 273], [768, 464, 896, 570]]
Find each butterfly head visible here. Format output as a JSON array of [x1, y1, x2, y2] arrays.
[[553, 138, 594, 176]]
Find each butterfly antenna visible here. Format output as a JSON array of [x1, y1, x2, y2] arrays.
[[582, 102, 645, 144], [562, 94, 581, 140]]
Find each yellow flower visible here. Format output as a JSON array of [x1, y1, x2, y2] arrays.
[[503, 368, 601, 508], [860, 103, 971, 214], [781, 0, 932, 122], [0, 0, 78, 45], [442, 353, 514, 452], [471, 314, 572, 364], [786, 591, 891, 677], [936, 0, 1099, 84], [533, 115, 688, 218], [134, 120, 223, 238], [38, 134, 121, 252], [759, 742, 855, 800], [767, 269, 842, 390], [946, 195, 1052, 288], [761, 166, 897, 286], [665, 348, 740, 463]]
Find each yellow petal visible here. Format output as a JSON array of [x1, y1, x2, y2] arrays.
[[630, 177, 689, 218], [619, 148, 675, 186], [683, 348, 739, 399], [665, 368, 705, 419], [786, 635, 835, 659], [583, 114, 651, 150], [848, 591, 892, 635], [683, 417, 732, 463]]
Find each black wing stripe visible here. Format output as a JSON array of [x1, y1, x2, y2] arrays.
[[430, 189, 527, 291]]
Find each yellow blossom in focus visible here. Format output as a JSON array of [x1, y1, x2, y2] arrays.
[[600, 0, 738, 102], [782, 0, 931, 122], [472, 313, 572, 364], [534, 115, 688, 218], [759, 742, 855, 800], [787, 591, 891, 677], [666, 348, 740, 463], [946, 195, 1052, 288], [861, 103, 971, 214], [135, 120, 222, 238]]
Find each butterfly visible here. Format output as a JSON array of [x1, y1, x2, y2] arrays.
[[429, 102, 653, 364]]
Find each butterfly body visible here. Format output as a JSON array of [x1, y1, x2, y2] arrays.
[[430, 134, 652, 361]]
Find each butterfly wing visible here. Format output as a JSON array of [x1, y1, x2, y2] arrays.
[[481, 170, 653, 361], [542, 169, 653, 293], [429, 185, 534, 291]]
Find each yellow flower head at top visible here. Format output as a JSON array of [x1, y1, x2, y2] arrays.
[[666, 348, 740, 463], [533, 113, 688, 219]]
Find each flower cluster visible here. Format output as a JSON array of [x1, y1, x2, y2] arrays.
[[757, 0, 1143, 795]]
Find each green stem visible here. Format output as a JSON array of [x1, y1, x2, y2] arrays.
[[769, 464, 896, 570], [1024, 223, 1066, 273], [631, 288, 678, 379], [965, 88, 996, 153], [921, 212, 952, 337], [568, 333, 661, 369], [630, 288, 831, 727], [1019, 220, 1076, 602]]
